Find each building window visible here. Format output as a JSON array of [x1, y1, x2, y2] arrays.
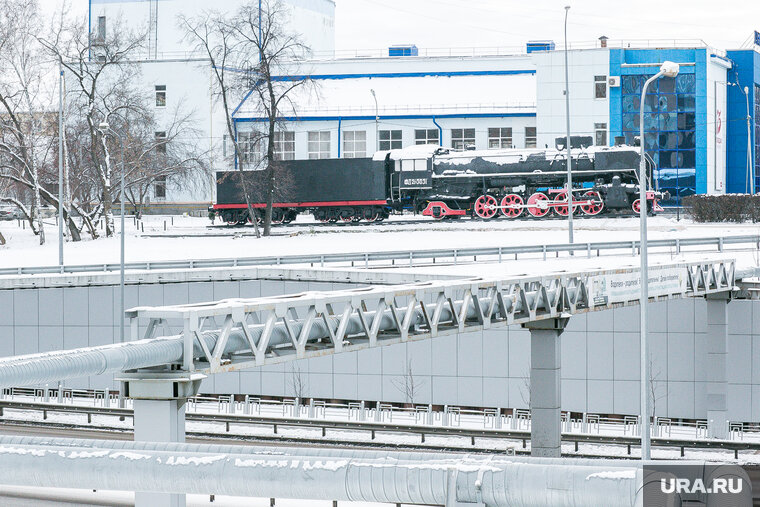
[[273, 131, 295, 160], [155, 131, 167, 154], [451, 128, 475, 150], [525, 127, 537, 148], [238, 131, 260, 169], [488, 127, 512, 149], [379, 129, 402, 150], [154, 176, 166, 199], [97, 16, 106, 41], [594, 123, 607, 146], [155, 85, 166, 107], [308, 131, 331, 159], [621, 73, 696, 204], [343, 130, 366, 158], [594, 75, 607, 99], [414, 128, 439, 145]]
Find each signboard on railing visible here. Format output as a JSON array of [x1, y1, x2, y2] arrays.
[[589, 266, 686, 306]]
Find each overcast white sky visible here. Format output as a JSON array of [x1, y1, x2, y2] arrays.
[[40, 0, 760, 51]]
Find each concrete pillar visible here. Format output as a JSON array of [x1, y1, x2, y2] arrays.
[[706, 295, 730, 439], [134, 399, 186, 507], [119, 373, 204, 507], [134, 399, 186, 443], [523, 317, 568, 457]]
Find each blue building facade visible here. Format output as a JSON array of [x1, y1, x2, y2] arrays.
[[609, 49, 706, 204], [725, 50, 760, 194]]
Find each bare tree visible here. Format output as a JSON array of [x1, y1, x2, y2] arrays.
[[0, 0, 54, 244], [649, 354, 666, 421], [42, 11, 146, 238], [392, 359, 425, 406], [120, 105, 207, 218], [182, 0, 313, 236], [231, 0, 312, 236], [288, 364, 307, 400], [181, 10, 261, 238]]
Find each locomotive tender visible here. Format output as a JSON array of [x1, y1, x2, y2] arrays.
[[210, 140, 666, 224]]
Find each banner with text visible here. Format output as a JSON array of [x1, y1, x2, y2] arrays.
[[588, 266, 687, 306]]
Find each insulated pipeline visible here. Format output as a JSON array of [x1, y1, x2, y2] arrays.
[[0, 440, 643, 506], [0, 434, 639, 469], [0, 287, 565, 388]]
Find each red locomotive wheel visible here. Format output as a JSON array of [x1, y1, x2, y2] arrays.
[[632, 199, 641, 213], [580, 191, 604, 216], [474, 195, 498, 219], [526, 192, 550, 217], [500, 194, 524, 218], [554, 191, 579, 216]]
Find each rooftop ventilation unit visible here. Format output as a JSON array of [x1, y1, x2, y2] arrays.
[[388, 44, 418, 57], [526, 40, 555, 53]]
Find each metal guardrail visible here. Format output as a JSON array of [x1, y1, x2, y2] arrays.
[[0, 235, 757, 278], [0, 398, 753, 458]]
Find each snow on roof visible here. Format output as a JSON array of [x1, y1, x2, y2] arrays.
[[235, 74, 536, 119]]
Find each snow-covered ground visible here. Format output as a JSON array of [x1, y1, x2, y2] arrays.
[[1, 213, 760, 269]]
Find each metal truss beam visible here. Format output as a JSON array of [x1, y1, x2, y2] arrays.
[[128, 259, 736, 375]]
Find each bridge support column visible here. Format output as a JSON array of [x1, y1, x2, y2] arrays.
[[523, 316, 569, 457], [706, 294, 730, 439], [118, 372, 205, 507]]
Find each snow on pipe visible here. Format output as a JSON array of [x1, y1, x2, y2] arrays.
[[0, 434, 638, 469], [0, 441, 642, 506], [0, 286, 563, 388]]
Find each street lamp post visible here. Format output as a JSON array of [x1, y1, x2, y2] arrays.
[[370, 89, 379, 154], [563, 5, 574, 245], [744, 86, 753, 194], [639, 61, 679, 461], [98, 121, 127, 344], [58, 65, 65, 267]]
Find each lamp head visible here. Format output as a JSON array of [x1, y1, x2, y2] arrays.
[[98, 121, 109, 131], [660, 61, 679, 78], [370, 89, 376, 97]]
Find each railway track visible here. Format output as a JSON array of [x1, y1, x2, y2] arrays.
[[0, 399, 756, 460]]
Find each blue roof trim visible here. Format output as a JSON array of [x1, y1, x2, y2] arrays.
[[234, 112, 537, 123], [270, 69, 536, 82]]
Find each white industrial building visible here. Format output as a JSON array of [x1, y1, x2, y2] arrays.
[[89, 1, 756, 210]]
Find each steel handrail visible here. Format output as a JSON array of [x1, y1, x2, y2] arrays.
[[0, 234, 756, 277]]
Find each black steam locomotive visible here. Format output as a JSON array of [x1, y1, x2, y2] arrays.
[[210, 137, 666, 225]]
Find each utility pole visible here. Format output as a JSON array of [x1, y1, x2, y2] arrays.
[[563, 5, 574, 245]]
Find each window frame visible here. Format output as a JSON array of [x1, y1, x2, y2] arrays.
[[487, 127, 513, 149], [594, 75, 607, 99], [154, 175, 167, 199], [450, 128, 476, 150], [155, 85, 166, 107], [414, 128, 439, 146], [594, 123, 607, 146], [308, 130, 331, 159], [379, 129, 402, 150], [342, 130, 367, 158], [273, 131, 295, 160], [525, 127, 537, 148]]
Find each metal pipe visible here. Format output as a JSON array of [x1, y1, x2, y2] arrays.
[[0, 288, 543, 388], [0, 434, 638, 469], [0, 441, 642, 506]]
